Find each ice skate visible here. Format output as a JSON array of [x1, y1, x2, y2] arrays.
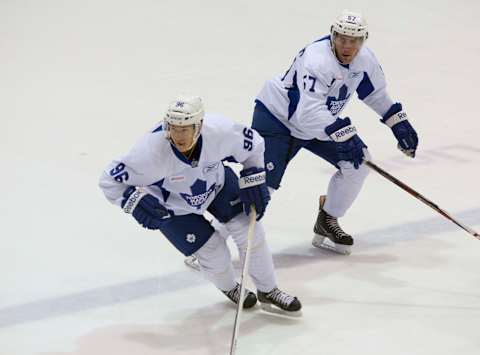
[[312, 195, 353, 255], [222, 283, 257, 309], [257, 287, 302, 315]]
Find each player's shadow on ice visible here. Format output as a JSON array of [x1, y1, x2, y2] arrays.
[[3, 208, 478, 333], [261, 207, 480, 309], [45, 302, 300, 355], [268, 206, 480, 272], [126, 304, 299, 353]]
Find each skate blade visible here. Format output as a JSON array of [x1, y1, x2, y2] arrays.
[[312, 234, 351, 255], [260, 303, 303, 318], [184, 255, 201, 271]]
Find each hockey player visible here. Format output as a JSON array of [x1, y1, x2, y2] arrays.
[[251, 10, 419, 254], [99, 95, 301, 312]]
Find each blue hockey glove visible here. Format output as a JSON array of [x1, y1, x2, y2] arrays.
[[239, 167, 271, 220], [325, 117, 367, 169], [382, 103, 418, 158], [121, 186, 169, 230]]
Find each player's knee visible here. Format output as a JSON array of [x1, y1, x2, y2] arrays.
[[211, 218, 230, 239], [249, 222, 267, 251], [358, 149, 371, 179], [339, 160, 370, 180], [358, 162, 370, 179], [195, 232, 230, 271], [223, 214, 248, 234]]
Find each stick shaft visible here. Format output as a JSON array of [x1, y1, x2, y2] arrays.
[[229, 207, 257, 355], [365, 160, 479, 240]]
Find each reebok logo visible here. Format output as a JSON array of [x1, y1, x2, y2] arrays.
[[244, 175, 265, 184], [334, 126, 357, 139], [123, 190, 144, 214], [203, 162, 219, 174], [330, 125, 357, 143], [239, 171, 266, 188]]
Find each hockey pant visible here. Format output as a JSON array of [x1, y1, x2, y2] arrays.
[[252, 100, 370, 218]]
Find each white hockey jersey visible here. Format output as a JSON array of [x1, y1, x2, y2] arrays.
[[99, 113, 265, 216], [256, 35, 395, 141]]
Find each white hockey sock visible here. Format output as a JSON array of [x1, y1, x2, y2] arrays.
[[224, 214, 277, 293], [324, 154, 370, 218], [194, 231, 237, 291]]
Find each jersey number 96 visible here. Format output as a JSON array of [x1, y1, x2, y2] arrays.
[[243, 127, 254, 151], [109, 162, 129, 183]]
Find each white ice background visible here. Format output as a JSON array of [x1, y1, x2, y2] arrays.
[[1, 1, 479, 354]]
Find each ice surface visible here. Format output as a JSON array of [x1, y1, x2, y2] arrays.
[[1, 1, 479, 354]]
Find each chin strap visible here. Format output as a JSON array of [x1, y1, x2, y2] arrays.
[[184, 141, 198, 160]]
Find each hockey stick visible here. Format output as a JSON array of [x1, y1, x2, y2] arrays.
[[364, 160, 480, 240], [229, 206, 257, 355]]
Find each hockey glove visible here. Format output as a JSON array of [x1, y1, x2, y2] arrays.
[[121, 186, 169, 230], [239, 167, 271, 220], [382, 103, 418, 158], [325, 117, 367, 169]]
